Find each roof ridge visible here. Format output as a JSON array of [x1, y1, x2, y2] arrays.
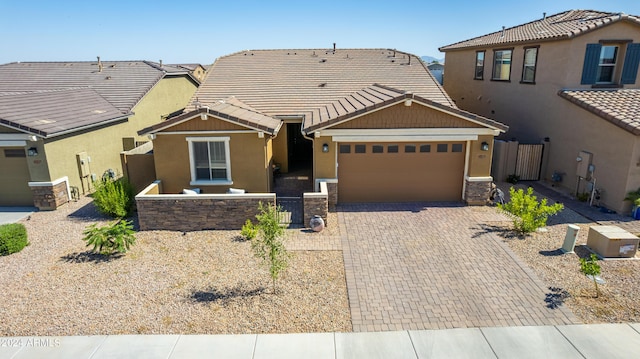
[[440, 9, 638, 51]]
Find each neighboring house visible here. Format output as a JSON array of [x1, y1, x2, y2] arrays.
[[427, 62, 445, 85], [0, 59, 199, 209], [440, 9, 640, 214], [139, 48, 507, 205], [167, 63, 208, 82]]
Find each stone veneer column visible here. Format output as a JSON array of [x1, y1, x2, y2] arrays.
[[464, 177, 492, 206], [326, 181, 338, 211], [28, 176, 70, 210]]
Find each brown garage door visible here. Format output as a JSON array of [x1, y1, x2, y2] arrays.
[[0, 148, 33, 206], [338, 142, 465, 203]]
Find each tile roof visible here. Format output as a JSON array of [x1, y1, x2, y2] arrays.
[[189, 48, 461, 132], [558, 89, 640, 135], [139, 97, 282, 135], [0, 61, 196, 137], [440, 10, 640, 51], [0, 89, 128, 137], [306, 84, 508, 133]]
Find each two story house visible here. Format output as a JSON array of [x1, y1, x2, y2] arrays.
[[440, 9, 640, 214]]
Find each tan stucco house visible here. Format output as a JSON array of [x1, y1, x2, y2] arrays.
[[440, 10, 640, 214], [0, 60, 199, 209], [139, 48, 507, 205]]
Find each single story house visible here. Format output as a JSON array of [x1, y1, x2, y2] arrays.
[[0, 59, 199, 209], [139, 48, 508, 206]]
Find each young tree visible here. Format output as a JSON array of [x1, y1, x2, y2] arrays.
[[250, 202, 290, 294], [580, 254, 602, 298]]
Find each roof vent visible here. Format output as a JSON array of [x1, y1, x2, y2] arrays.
[[97, 56, 103, 72], [159, 60, 163, 68], [543, 12, 547, 20], [319, 83, 327, 87], [333, 42, 336, 53], [320, 59, 327, 63], [500, 26, 505, 38]]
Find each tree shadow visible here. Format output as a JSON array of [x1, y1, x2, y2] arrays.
[[60, 251, 123, 263], [189, 283, 266, 305], [471, 223, 522, 240], [545, 287, 570, 309], [232, 235, 250, 242]]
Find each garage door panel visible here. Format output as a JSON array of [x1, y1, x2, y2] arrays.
[[338, 142, 464, 203]]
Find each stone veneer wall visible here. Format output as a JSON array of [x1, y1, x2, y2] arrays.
[[464, 178, 492, 205], [136, 181, 276, 231], [29, 179, 69, 210], [303, 181, 329, 228]]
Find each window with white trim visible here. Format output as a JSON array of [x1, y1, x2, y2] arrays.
[[521, 47, 538, 83], [492, 49, 512, 81], [187, 137, 232, 184], [597, 45, 618, 83]]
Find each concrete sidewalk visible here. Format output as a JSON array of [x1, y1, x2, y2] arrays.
[[2, 323, 640, 359]]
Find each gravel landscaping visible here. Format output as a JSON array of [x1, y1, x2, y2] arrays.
[[0, 197, 350, 336], [494, 185, 640, 324]]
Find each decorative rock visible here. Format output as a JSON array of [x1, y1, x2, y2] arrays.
[[310, 215, 325, 232]]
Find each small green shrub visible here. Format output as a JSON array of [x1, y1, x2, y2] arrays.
[[506, 174, 520, 184], [240, 219, 258, 240], [0, 223, 29, 256], [576, 192, 590, 202], [251, 202, 290, 294], [498, 187, 564, 235], [92, 177, 134, 218], [82, 220, 136, 255], [580, 254, 602, 298]]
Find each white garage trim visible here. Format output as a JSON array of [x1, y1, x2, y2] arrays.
[[0, 140, 27, 147], [322, 128, 499, 136], [331, 135, 478, 142]]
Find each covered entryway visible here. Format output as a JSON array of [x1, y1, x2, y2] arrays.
[[337, 142, 465, 203], [0, 147, 33, 206]]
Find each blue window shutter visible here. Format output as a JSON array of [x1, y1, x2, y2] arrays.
[[581, 44, 601, 85], [621, 43, 640, 84]]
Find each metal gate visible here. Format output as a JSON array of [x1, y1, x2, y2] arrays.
[[276, 196, 303, 226], [515, 144, 544, 181]]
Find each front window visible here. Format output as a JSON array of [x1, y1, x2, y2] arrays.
[[475, 51, 485, 80], [521, 47, 538, 83], [597, 45, 618, 83], [187, 137, 232, 184], [492, 49, 512, 80]]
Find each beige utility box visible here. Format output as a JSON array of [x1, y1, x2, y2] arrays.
[[587, 225, 639, 258]]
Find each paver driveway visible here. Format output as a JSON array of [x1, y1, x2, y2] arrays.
[[338, 202, 578, 332]]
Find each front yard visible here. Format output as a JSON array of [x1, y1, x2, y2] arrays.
[[0, 197, 350, 336], [497, 188, 640, 324]]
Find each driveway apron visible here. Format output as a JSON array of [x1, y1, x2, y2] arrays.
[[338, 203, 578, 332]]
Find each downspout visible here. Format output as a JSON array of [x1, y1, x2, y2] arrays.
[[301, 129, 316, 191], [462, 140, 471, 201]]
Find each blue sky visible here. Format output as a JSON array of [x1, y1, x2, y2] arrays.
[[1, 0, 639, 65]]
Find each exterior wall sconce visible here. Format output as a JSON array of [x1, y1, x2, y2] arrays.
[[322, 143, 329, 153], [481, 141, 489, 151], [27, 147, 38, 156]]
